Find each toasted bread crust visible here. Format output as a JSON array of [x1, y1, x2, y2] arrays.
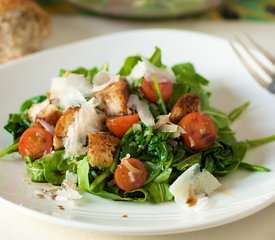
[[28, 103, 62, 127], [95, 79, 130, 116], [53, 107, 80, 150], [170, 93, 201, 123], [87, 132, 120, 169]]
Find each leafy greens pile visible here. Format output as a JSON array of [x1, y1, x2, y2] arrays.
[[1, 48, 274, 204]]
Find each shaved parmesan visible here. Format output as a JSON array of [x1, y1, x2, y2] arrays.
[[63, 98, 102, 158], [91, 70, 120, 93], [169, 164, 221, 210], [154, 114, 171, 129], [50, 73, 92, 109], [55, 171, 82, 202], [121, 154, 142, 174], [127, 57, 175, 84], [128, 171, 136, 183], [154, 114, 185, 138], [127, 61, 147, 84], [28, 99, 50, 122], [35, 171, 82, 203], [127, 94, 155, 126]]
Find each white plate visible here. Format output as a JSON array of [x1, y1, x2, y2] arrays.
[[1, 29, 275, 235]]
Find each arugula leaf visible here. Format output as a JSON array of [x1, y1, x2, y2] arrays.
[[203, 107, 231, 130], [25, 156, 46, 183], [246, 135, 275, 149], [240, 162, 271, 172], [168, 63, 209, 110], [59, 67, 98, 83], [152, 76, 167, 114], [118, 55, 141, 76], [0, 142, 18, 158], [174, 152, 202, 171], [119, 124, 153, 158], [228, 101, 250, 123], [26, 151, 74, 185], [149, 47, 165, 68]]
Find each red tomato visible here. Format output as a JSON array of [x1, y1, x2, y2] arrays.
[[106, 114, 140, 138], [141, 78, 173, 103], [18, 127, 53, 159], [114, 158, 148, 191], [178, 112, 217, 151]]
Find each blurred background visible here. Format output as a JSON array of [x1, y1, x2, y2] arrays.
[[38, 0, 275, 20], [0, 0, 274, 64]]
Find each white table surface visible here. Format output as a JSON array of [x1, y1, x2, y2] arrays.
[[1, 14, 275, 240]]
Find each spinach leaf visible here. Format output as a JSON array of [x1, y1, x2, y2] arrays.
[[42, 151, 74, 185], [4, 95, 47, 142], [91, 188, 148, 202], [20, 95, 47, 112], [144, 182, 173, 203], [4, 113, 31, 141], [77, 158, 91, 191]]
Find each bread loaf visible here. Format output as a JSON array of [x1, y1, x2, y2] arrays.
[[0, 0, 50, 63]]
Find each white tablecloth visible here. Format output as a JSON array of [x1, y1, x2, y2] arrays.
[[1, 14, 275, 240]]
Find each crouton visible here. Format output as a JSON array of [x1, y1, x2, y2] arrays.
[[87, 132, 119, 169], [28, 103, 62, 127], [95, 79, 129, 116], [170, 93, 201, 123], [53, 106, 80, 150]]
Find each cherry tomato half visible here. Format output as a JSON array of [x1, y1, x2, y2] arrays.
[[114, 158, 148, 191], [141, 78, 173, 103], [18, 127, 53, 159], [106, 114, 140, 138], [178, 112, 217, 151]]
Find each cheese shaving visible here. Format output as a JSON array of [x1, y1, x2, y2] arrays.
[[169, 164, 221, 210], [127, 94, 155, 126], [63, 98, 102, 158], [121, 155, 142, 174]]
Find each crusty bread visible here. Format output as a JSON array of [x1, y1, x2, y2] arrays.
[[0, 0, 50, 63]]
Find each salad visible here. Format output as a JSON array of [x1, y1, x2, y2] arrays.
[[1, 48, 275, 208]]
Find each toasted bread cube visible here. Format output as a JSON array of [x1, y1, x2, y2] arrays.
[[170, 93, 201, 123], [53, 107, 80, 150], [87, 132, 119, 169], [28, 103, 62, 126], [95, 79, 129, 116]]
